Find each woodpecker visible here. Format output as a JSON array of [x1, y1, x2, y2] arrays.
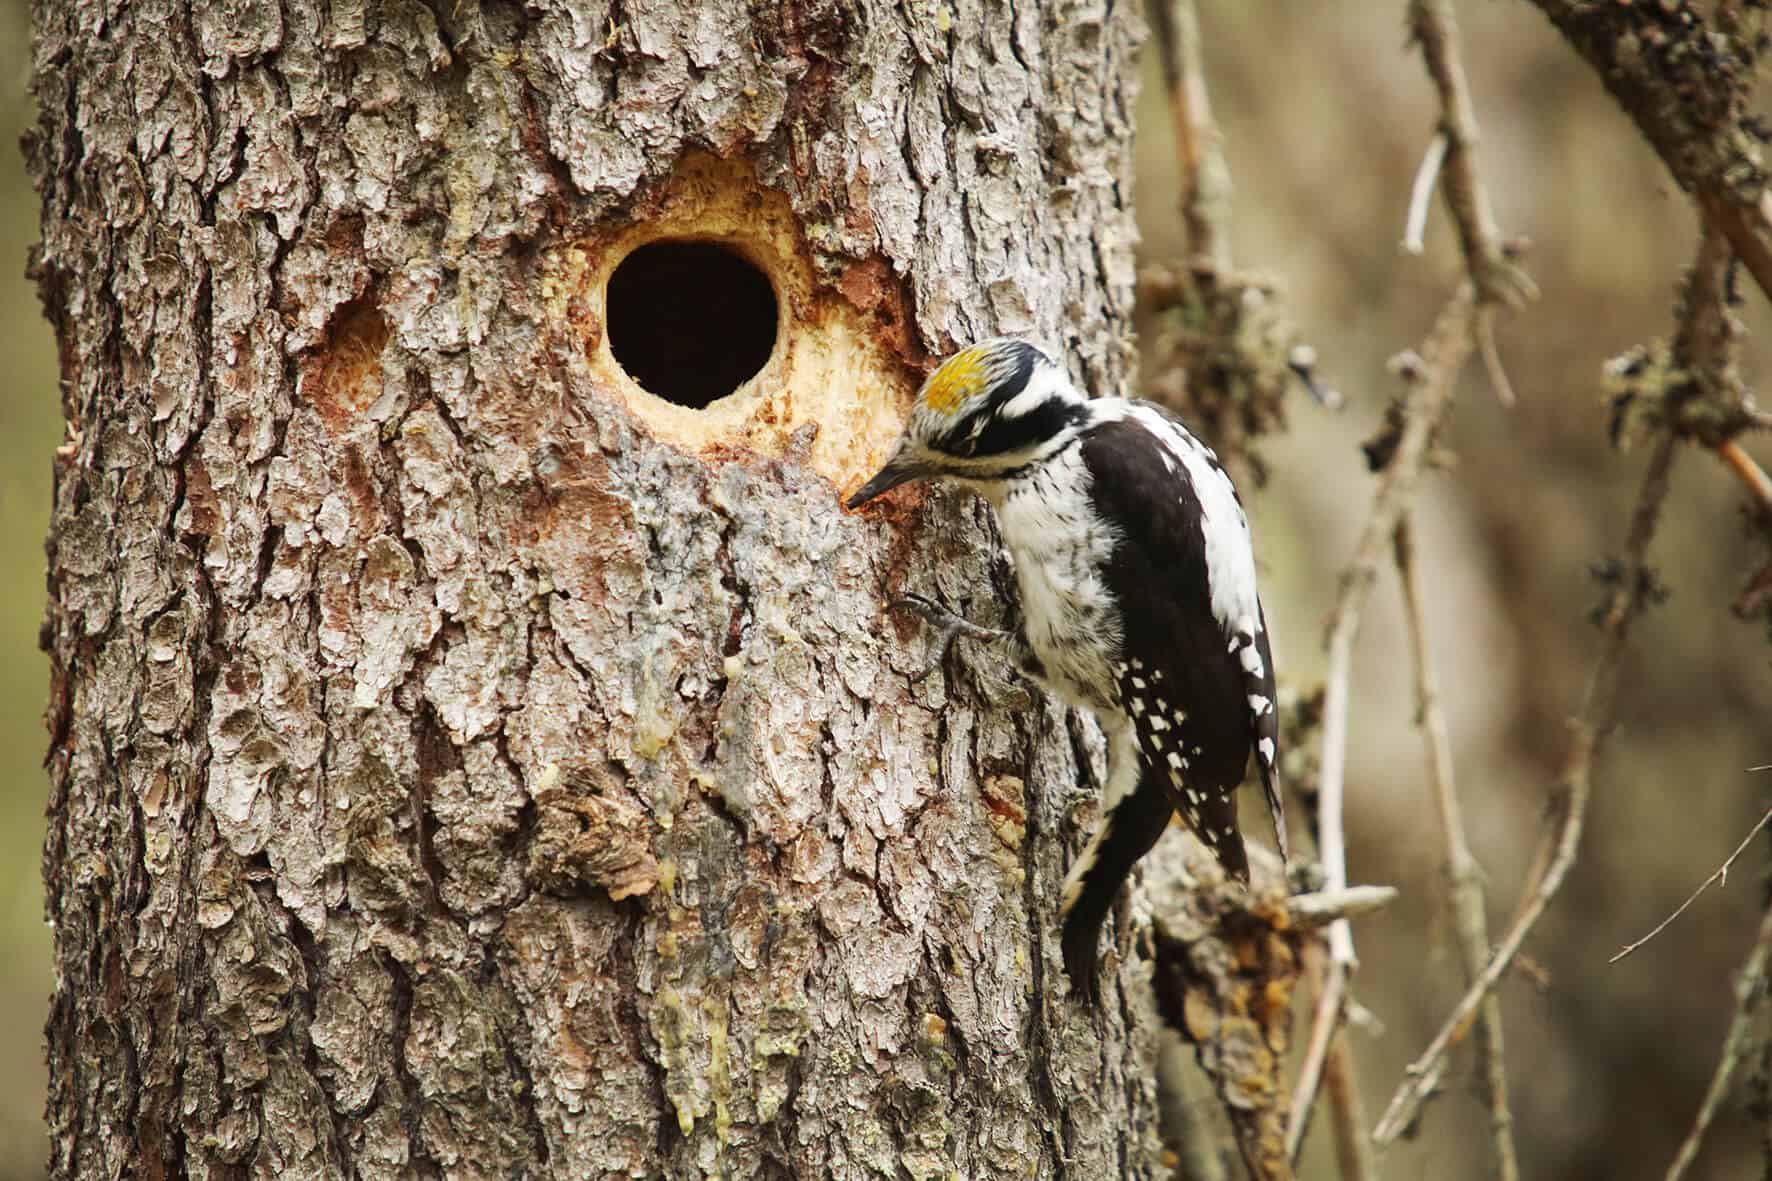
[[847, 338, 1288, 1003]]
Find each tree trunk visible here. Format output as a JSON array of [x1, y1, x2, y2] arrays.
[[30, 1, 1151, 1177]]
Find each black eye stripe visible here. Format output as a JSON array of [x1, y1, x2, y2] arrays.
[[968, 398, 1082, 456]]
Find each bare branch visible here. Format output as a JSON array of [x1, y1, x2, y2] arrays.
[[1409, 0, 1540, 309], [1475, 307, 1519, 408], [1665, 906, 1772, 1181], [1409, 0, 1537, 409], [1319, 290, 1479, 947], [1287, 885, 1400, 929], [1323, 1027, 1375, 1181], [1374, 428, 1682, 1145], [1149, 0, 1233, 271], [1285, 940, 1376, 1180], [1401, 132, 1448, 256], [1394, 516, 1519, 1179], [1290, 284, 1481, 1159], [1718, 439, 1772, 517], [1286, 956, 1348, 1163], [1611, 804, 1772, 963]]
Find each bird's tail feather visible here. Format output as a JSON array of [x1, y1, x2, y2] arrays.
[[1259, 759, 1289, 866], [1058, 772, 1177, 1006]]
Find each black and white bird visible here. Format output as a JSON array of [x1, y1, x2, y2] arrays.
[[847, 338, 1288, 1003]]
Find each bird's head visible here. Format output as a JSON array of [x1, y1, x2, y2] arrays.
[[847, 338, 1088, 508]]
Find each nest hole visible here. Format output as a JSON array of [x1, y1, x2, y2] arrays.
[[606, 239, 779, 410]]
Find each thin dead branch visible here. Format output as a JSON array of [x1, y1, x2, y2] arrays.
[[1610, 804, 1772, 964], [1287, 941, 1377, 1181], [1289, 284, 1480, 1159], [1374, 428, 1682, 1146], [1401, 132, 1448, 256], [1719, 440, 1772, 516], [1476, 309, 1520, 408], [1394, 516, 1518, 1180], [1286, 957, 1348, 1165], [1141, 0, 1337, 490], [1409, 0, 1538, 406], [1149, 0, 1232, 271], [1323, 1028, 1374, 1181], [1408, 0, 1537, 307], [1665, 905, 1772, 1181], [1287, 885, 1399, 929]]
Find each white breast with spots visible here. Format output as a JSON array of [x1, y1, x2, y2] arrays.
[[989, 444, 1124, 713]]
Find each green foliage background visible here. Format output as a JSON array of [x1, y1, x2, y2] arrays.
[[1, 3, 1769, 1179]]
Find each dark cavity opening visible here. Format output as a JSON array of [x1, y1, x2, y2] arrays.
[[606, 239, 778, 409]]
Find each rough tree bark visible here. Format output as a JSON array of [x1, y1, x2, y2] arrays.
[[30, 2, 1155, 1178]]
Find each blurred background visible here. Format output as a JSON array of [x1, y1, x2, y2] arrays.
[[0, 3, 1768, 1179], [0, 0, 62, 1177], [1143, 5, 1772, 1179]]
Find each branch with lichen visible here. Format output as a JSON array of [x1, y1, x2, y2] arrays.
[[1524, 0, 1772, 633], [1523, 0, 1771, 302], [1143, 841, 1396, 1181], [1148, 0, 1231, 274], [1140, 0, 1337, 490], [1665, 904, 1772, 1181]]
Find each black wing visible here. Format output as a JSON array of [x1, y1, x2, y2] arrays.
[[1247, 604, 1287, 862], [1081, 415, 1267, 880]]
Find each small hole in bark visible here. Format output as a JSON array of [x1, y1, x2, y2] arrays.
[[606, 239, 778, 409]]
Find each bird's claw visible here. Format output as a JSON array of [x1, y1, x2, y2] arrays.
[[887, 595, 1003, 684], [886, 593, 946, 626]]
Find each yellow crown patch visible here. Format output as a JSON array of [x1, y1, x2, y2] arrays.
[[921, 345, 991, 417]]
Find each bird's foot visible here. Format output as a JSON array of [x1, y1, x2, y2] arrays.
[[888, 594, 1006, 683]]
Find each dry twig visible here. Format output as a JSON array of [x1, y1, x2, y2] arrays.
[[1665, 905, 1772, 1181], [1287, 285, 1480, 1160], [1287, 885, 1399, 929], [1719, 440, 1772, 516], [1373, 428, 1682, 1145], [1394, 517, 1518, 1179], [1610, 804, 1772, 964], [1143, 0, 1335, 490], [1408, 0, 1539, 406], [1287, 940, 1378, 1181], [1401, 132, 1448, 256], [1292, 6, 1531, 1157], [1149, 0, 1231, 272], [1286, 959, 1349, 1164], [1323, 1025, 1374, 1181]]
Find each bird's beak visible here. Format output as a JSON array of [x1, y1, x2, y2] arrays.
[[846, 446, 934, 509]]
